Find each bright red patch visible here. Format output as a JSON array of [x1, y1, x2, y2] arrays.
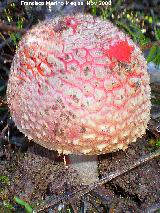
[[65, 17, 79, 33], [106, 40, 134, 63]]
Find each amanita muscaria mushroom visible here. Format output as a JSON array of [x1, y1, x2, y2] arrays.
[[7, 14, 151, 185]]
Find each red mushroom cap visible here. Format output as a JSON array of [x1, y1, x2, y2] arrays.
[[7, 14, 151, 155]]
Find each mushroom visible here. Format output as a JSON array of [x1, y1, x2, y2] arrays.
[[7, 14, 151, 185]]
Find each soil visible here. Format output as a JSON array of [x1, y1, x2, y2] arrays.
[[99, 136, 160, 212]]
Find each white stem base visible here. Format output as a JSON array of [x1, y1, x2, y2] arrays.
[[68, 154, 99, 185]]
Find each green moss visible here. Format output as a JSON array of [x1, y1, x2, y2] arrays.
[[0, 175, 9, 185], [155, 140, 160, 148], [151, 99, 160, 106], [2, 200, 14, 212], [148, 139, 160, 149]]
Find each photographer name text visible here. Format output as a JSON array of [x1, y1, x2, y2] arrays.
[[21, 0, 111, 6]]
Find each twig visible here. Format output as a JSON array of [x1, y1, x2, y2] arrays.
[[143, 200, 160, 213], [0, 37, 12, 49], [91, 187, 113, 204], [70, 200, 79, 213], [150, 83, 160, 94], [0, 23, 26, 34], [84, 194, 102, 213], [35, 149, 160, 212], [0, 0, 19, 13], [0, 32, 13, 51], [0, 124, 8, 138], [0, 111, 8, 125]]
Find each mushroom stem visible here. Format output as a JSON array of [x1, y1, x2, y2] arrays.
[[67, 154, 99, 185]]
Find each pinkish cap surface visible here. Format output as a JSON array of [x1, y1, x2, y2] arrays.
[[7, 14, 151, 155]]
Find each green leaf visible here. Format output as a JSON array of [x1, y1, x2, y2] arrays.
[[14, 196, 33, 213], [105, 0, 121, 18], [153, 53, 160, 65], [24, 203, 33, 213], [116, 21, 137, 41], [155, 27, 160, 40], [9, 32, 18, 47], [156, 140, 160, 148], [148, 16, 153, 24], [147, 45, 157, 63], [3, 201, 14, 211], [92, 5, 97, 16], [14, 196, 26, 206]]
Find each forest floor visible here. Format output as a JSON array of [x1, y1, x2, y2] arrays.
[[0, 0, 160, 212]]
